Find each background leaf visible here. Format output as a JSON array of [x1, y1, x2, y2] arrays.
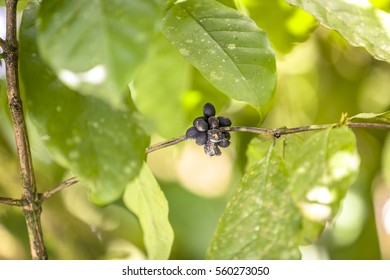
[[37, 0, 162, 107], [131, 35, 191, 138], [285, 0, 390, 62], [242, 0, 315, 53], [162, 0, 276, 120], [20, 0, 149, 205], [123, 163, 174, 260]]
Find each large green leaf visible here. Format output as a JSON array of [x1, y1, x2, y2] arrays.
[[208, 139, 302, 259], [37, 0, 162, 107], [208, 127, 360, 259], [286, 0, 390, 62], [162, 0, 276, 120], [290, 127, 360, 224], [20, 0, 149, 205], [123, 163, 174, 260]]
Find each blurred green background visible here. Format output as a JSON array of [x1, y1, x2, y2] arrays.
[[1, 0, 390, 259]]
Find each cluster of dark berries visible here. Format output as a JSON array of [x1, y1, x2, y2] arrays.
[[185, 103, 232, 156]]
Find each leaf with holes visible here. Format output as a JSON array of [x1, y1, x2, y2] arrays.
[[20, 0, 149, 205], [37, 0, 162, 107], [162, 0, 276, 120]]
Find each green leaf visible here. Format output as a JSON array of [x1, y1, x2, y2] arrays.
[[242, 0, 315, 53], [162, 0, 276, 120], [290, 127, 360, 225], [208, 140, 302, 259], [123, 163, 174, 260], [286, 0, 390, 62], [20, 0, 149, 205], [131, 35, 191, 138], [208, 127, 360, 259], [349, 110, 390, 123], [37, 0, 162, 107]]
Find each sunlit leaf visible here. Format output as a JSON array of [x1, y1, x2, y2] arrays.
[[162, 0, 276, 120], [242, 0, 315, 53], [290, 127, 360, 225], [37, 0, 162, 107], [123, 163, 174, 260], [286, 0, 390, 62], [20, 0, 149, 205], [349, 110, 390, 123]]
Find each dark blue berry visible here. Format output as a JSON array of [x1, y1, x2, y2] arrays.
[[208, 116, 219, 129], [222, 132, 231, 140], [195, 132, 208, 145], [203, 103, 216, 118], [218, 139, 230, 148], [193, 117, 208, 132], [186, 127, 200, 139], [218, 116, 232, 127]]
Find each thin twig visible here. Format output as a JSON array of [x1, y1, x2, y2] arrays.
[[145, 122, 390, 154], [39, 177, 79, 201], [145, 135, 187, 153], [0, 196, 23, 207], [4, 0, 47, 260]]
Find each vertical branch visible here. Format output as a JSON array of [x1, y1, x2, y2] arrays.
[[4, 0, 47, 259]]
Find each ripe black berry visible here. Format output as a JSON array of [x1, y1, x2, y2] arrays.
[[195, 132, 208, 145], [186, 102, 232, 156], [218, 116, 232, 127], [203, 103, 216, 118], [217, 139, 230, 148], [208, 116, 219, 129], [186, 127, 200, 139], [222, 132, 231, 140], [193, 117, 208, 132]]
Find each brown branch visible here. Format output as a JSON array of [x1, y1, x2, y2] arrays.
[[145, 122, 390, 154], [4, 0, 47, 260], [145, 135, 187, 154], [39, 177, 79, 201], [0, 196, 23, 206]]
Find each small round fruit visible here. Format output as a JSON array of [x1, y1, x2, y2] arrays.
[[204, 141, 222, 156], [222, 132, 231, 140], [208, 116, 219, 129], [218, 139, 230, 148], [203, 103, 216, 118], [193, 117, 208, 132], [218, 116, 232, 127], [207, 129, 222, 143], [185, 127, 200, 139], [195, 132, 208, 145]]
